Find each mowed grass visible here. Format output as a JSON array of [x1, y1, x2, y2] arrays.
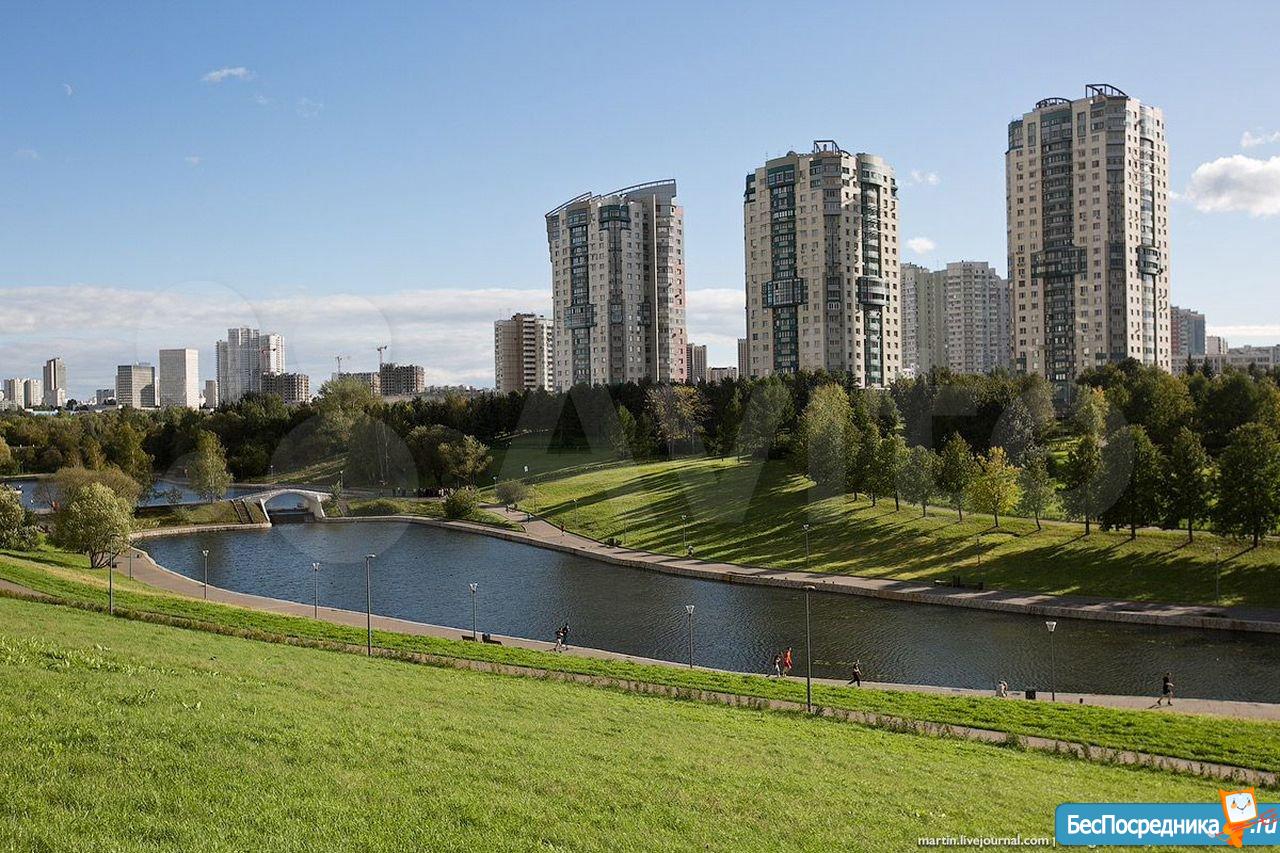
[[335, 497, 520, 529], [3, 548, 1280, 772], [1, 596, 1270, 852], [518, 456, 1280, 610]]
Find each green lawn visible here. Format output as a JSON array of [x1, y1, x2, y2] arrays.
[[514, 456, 1280, 610], [2, 547, 1278, 773], [333, 497, 520, 530], [137, 500, 244, 528], [1, 596, 1268, 852]]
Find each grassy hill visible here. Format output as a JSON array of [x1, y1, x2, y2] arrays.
[[513, 456, 1280, 609], [1, 596, 1268, 852]]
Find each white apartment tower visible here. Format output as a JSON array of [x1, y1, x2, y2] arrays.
[[158, 348, 201, 409], [116, 364, 156, 409], [546, 180, 686, 389], [42, 358, 67, 407], [901, 263, 946, 376], [1007, 84, 1171, 402], [494, 313, 553, 394], [943, 262, 1011, 375], [743, 142, 901, 386], [216, 328, 285, 405]]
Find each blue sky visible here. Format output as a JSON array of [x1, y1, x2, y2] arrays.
[[3, 0, 1279, 396]]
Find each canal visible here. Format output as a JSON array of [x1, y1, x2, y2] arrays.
[[140, 522, 1280, 702]]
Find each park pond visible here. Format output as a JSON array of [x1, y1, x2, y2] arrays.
[[140, 521, 1280, 702], [2, 477, 258, 509]]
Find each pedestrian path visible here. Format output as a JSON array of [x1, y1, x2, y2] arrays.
[[480, 504, 1280, 635]]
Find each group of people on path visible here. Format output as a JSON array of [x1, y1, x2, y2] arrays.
[[769, 649, 863, 687]]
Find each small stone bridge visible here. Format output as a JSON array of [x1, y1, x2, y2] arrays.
[[238, 488, 330, 520]]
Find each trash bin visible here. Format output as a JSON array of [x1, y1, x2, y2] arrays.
[[1025, 689, 1037, 700]]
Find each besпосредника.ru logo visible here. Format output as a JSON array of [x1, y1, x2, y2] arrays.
[[1055, 788, 1278, 847]]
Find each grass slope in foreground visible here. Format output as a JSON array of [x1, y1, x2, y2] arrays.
[[523, 456, 1280, 609], [3, 547, 1279, 773], [2, 597, 1270, 852]]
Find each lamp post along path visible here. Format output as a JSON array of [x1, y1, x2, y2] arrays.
[[469, 582, 478, 640], [804, 585, 815, 713], [201, 549, 209, 599], [685, 604, 695, 668], [365, 554, 375, 656], [1045, 620, 1058, 701]]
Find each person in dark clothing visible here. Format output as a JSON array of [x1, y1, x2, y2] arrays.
[[848, 660, 862, 687], [1158, 673, 1174, 706]]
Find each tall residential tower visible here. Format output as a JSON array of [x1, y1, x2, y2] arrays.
[[494, 313, 553, 394], [743, 142, 900, 386], [546, 180, 686, 389], [1007, 84, 1171, 401]]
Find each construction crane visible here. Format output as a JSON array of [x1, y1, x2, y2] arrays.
[[376, 345, 388, 369], [334, 354, 348, 376]]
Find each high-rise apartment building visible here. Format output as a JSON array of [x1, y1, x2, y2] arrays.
[[203, 380, 218, 408], [743, 142, 901, 386], [158, 348, 200, 409], [378, 363, 426, 398], [737, 337, 750, 379], [261, 372, 311, 404], [708, 366, 738, 383], [901, 263, 946, 376], [494, 313, 553, 394], [546, 180, 686, 389], [116, 364, 156, 409], [216, 328, 284, 404], [22, 378, 43, 409], [685, 343, 707, 384], [1007, 84, 1171, 401], [42, 358, 67, 408], [1171, 305, 1206, 361], [943, 261, 1011, 375]]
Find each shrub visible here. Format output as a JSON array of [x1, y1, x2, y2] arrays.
[[443, 487, 479, 520], [350, 499, 403, 517], [494, 479, 528, 506]]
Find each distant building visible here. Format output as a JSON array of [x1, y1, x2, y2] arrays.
[[203, 379, 218, 408], [546, 180, 686, 389], [1202, 344, 1280, 373], [685, 343, 707, 383], [95, 389, 116, 406], [42, 358, 67, 408], [261, 372, 311, 404], [216, 328, 285, 405], [379, 362, 426, 398], [737, 337, 750, 379], [494, 313, 554, 394], [1171, 306, 1206, 361], [1205, 335, 1227, 356], [116, 364, 156, 409], [744, 142, 900, 385], [901, 261, 1008, 375], [158, 348, 200, 409], [901, 263, 946, 375], [332, 372, 381, 395], [0, 379, 18, 406], [22, 378, 43, 409], [708, 366, 738, 383]]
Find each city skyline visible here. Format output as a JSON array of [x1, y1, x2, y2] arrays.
[[2, 3, 1279, 394]]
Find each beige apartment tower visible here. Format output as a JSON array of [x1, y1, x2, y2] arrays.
[[1007, 84, 1171, 402], [743, 142, 900, 386], [685, 343, 707, 384], [546, 180, 686, 390], [494, 313, 553, 394]]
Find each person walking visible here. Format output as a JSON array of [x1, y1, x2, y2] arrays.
[[782, 647, 793, 677], [1158, 672, 1174, 706], [848, 660, 862, 687], [558, 622, 571, 651], [554, 624, 565, 652], [996, 680, 1009, 698], [772, 653, 782, 678]]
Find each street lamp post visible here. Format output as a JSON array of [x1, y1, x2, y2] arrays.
[[312, 562, 321, 618], [108, 555, 115, 615], [201, 549, 209, 599], [364, 554, 375, 656], [1214, 545, 1222, 606], [1045, 620, 1057, 701], [681, 514, 688, 554], [803, 524, 811, 569], [684, 604, 695, 668], [127, 548, 133, 579], [469, 582, 478, 640], [804, 584, 815, 713]]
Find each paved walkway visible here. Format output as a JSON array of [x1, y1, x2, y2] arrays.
[[94, 540, 1280, 722], [473, 504, 1280, 634]]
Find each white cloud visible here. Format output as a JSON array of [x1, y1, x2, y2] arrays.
[[1208, 324, 1280, 339], [909, 169, 940, 186], [252, 93, 272, 107], [295, 97, 324, 118], [62, 82, 74, 96], [1241, 130, 1280, 149], [906, 236, 936, 254], [201, 66, 255, 84], [13, 149, 39, 160], [1185, 155, 1280, 217], [184, 155, 202, 166]]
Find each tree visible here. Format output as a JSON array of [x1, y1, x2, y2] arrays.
[[898, 445, 938, 517], [850, 421, 880, 501], [53, 481, 133, 569], [738, 380, 794, 457], [442, 435, 491, 486], [936, 434, 976, 521], [1166, 427, 1211, 543], [50, 466, 142, 509], [1101, 426, 1166, 539], [609, 405, 639, 459], [1071, 386, 1109, 438], [1017, 446, 1054, 530], [443, 486, 480, 520], [992, 398, 1036, 465], [188, 431, 232, 503], [0, 435, 13, 474], [407, 424, 458, 487], [872, 434, 906, 511], [0, 489, 26, 548], [1214, 423, 1280, 547], [714, 389, 744, 458], [799, 384, 856, 496], [1062, 432, 1103, 535], [646, 385, 706, 457], [968, 447, 1021, 528], [495, 479, 528, 507]]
